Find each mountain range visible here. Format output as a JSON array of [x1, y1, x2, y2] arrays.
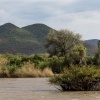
[[0, 23, 98, 55]]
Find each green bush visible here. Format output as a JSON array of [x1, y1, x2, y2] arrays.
[[37, 61, 49, 70], [48, 56, 65, 73], [36, 56, 65, 73], [85, 56, 94, 65], [50, 66, 100, 91], [4, 54, 22, 66]]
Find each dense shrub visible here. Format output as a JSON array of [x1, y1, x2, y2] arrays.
[[85, 56, 94, 65], [48, 56, 65, 73], [37, 56, 65, 73], [50, 66, 100, 91], [4, 54, 23, 66]]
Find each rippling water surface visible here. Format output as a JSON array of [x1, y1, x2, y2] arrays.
[[0, 78, 100, 100]]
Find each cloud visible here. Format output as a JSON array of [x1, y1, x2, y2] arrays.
[[45, 10, 100, 40], [67, 11, 100, 39], [0, 0, 79, 25], [0, 0, 100, 39]]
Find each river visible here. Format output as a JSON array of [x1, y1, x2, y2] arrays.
[[0, 78, 100, 100]]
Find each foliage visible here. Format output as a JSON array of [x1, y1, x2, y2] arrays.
[[57, 45, 87, 67], [85, 56, 94, 65], [50, 66, 100, 91], [0, 59, 53, 78], [45, 29, 82, 57], [0, 53, 54, 77], [69, 45, 86, 66], [48, 56, 65, 73]]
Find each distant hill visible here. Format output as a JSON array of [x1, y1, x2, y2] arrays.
[[0, 23, 53, 54], [84, 39, 99, 46], [0, 22, 98, 55], [83, 42, 97, 56], [84, 39, 99, 55], [23, 23, 52, 41]]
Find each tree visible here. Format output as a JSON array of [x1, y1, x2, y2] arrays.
[[66, 45, 86, 66], [72, 45, 86, 66], [45, 30, 82, 57]]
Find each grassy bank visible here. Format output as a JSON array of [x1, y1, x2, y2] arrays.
[[0, 54, 54, 78]]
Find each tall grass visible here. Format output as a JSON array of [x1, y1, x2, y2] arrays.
[[0, 60, 53, 78], [0, 54, 54, 77], [14, 63, 53, 78]]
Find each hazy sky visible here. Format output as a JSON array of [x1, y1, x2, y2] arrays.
[[0, 0, 100, 40]]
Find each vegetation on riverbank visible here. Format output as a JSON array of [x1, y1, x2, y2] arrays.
[[0, 29, 100, 91], [0, 54, 54, 77], [47, 30, 100, 91], [50, 66, 100, 91]]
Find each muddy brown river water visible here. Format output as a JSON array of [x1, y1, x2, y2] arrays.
[[0, 78, 100, 100]]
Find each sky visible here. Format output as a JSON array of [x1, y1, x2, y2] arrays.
[[0, 0, 100, 40]]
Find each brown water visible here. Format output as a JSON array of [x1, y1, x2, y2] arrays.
[[0, 78, 100, 100]]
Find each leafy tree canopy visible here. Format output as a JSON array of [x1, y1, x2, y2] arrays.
[[45, 29, 82, 57]]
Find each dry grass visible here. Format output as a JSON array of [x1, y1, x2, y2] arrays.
[[13, 62, 54, 78], [0, 68, 11, 78], [0, 55, 9, 77], [14, 68, 54, 78], [0, 55, 8, 67], [42, 68, 54, 77], [0, 57, 54, 78]]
